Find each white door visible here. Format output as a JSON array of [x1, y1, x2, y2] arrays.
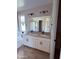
[[50, 0, 59, 59]]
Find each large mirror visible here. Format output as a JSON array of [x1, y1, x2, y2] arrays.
[[29, 16, 51, 36]]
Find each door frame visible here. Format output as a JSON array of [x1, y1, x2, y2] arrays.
[[50, 0, 59, 59]]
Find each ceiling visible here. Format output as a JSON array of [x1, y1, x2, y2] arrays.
[[17, 0, 52, 11]]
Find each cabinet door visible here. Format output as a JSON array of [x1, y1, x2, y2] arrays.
[[24, 36, 36, 48], [35, 38, 50, 53], [42, 39, 50, 53], [35, 38, 42, 50]]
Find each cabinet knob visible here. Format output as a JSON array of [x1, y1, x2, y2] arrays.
[[21, 35, 23, 38], [26, 39, 29, 41], [40, 42, 43, 45], [51, 24, 53, 26]]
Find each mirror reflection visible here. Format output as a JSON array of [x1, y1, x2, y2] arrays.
[[28, 16, 51, 39]]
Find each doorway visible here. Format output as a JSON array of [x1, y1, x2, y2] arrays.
[[17, 0, 60, 59]]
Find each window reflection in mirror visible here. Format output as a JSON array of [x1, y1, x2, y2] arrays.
[[20, 16, 26, 32]]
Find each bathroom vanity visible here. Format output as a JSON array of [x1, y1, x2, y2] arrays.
[[23, 32, 51, 53], [23, 16, 51, 53]]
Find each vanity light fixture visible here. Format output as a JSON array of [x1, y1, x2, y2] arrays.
[[28, 13, 34, 16], [40, 10, 48, 14]]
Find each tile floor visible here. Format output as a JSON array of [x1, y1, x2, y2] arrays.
[[17, 45, 50, 59]]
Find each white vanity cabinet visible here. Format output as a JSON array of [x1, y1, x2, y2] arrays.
[[23, 35, 50, 53]]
